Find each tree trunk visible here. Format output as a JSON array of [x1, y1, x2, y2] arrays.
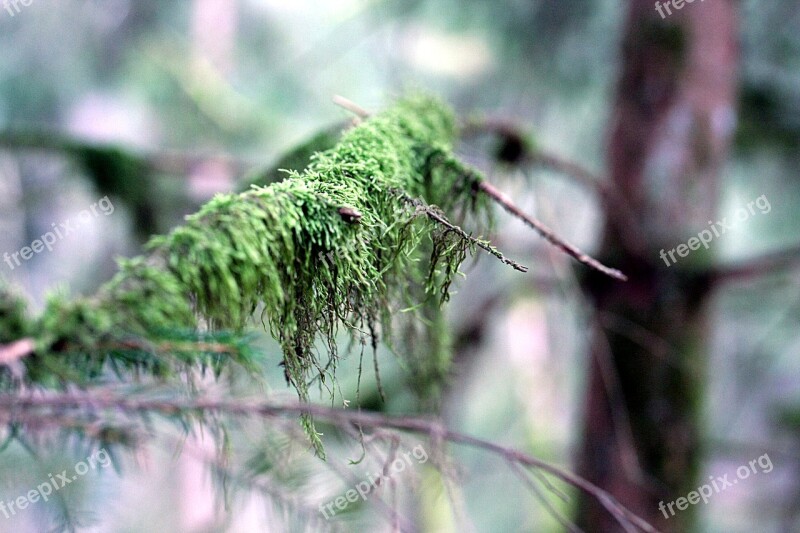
[[576, 1, 738, 530]]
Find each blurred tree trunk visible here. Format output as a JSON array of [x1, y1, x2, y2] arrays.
[[576, 0, 738, 530]]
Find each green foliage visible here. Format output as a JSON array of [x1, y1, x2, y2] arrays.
[[3, 94, 498, 455]]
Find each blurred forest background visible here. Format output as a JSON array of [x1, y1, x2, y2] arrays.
[[1, 0, 799, 532]]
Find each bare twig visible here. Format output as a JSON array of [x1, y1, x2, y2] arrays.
[[0, 391, 659, 532], [461, 117, 647, 254], [332, 95, 371, 119], [476, 180, 627, 280]]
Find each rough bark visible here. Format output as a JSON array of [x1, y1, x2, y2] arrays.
[[576, 0, 738, 530]]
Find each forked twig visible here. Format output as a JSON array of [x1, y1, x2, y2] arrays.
[[393, 189, 528, 273]]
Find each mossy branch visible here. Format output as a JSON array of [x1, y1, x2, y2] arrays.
[[0, 93, 524, 455]]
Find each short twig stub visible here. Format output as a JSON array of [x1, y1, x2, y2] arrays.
[[337, 206, 363, 223]]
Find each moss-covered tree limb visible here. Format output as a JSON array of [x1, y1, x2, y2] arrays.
[[337, 96, 629, 281], [0, 93, 523, 455]]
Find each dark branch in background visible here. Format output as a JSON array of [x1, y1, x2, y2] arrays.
[[462, 116, 800, 284], [0, 337, 243, 364], [0, 130, 256, 177], [0, 392, 659, 533], [0, 129, 261, 241], [460, 116, 608, 192], [711, 242, 800, 283]]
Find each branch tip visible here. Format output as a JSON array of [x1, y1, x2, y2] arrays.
[[332, 95, 371, 119]]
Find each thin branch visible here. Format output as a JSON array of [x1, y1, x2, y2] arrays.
[[476, 180, 627, 280], [0, 392, 659, 533], [529, 152, 607, 194], [332, 95, 371, 119], [461, 117, 647, 254], [506, 459, 583, 533]]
